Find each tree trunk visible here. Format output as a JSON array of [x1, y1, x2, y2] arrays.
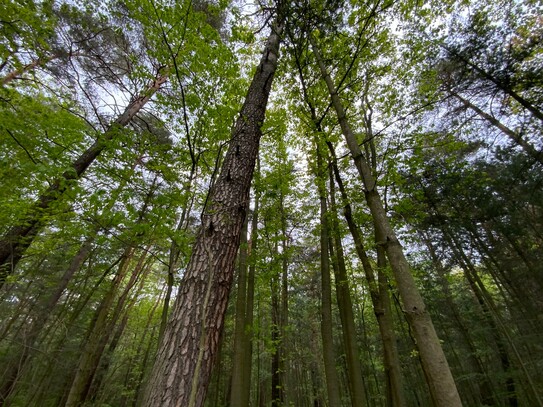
[[444, 46, 543, 123], [0, 236, 94, 405], [328, 142, 406, 407], [271, 268, 283, 407], [422, 234, 497, 406], [241, 183, 259, 407], [0, 70, 168, 285], [141, 16, 283, 407], [316, 144, 342, 407], [327, 168, 368, 407], [64, 247, 149, 407], [229, 214, 250, 406], [310, 35, 462, 407], [450, 90, 543, 165]]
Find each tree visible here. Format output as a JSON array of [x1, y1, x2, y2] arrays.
[[141, 6, 285, 406], [309, 30, 462, 407]]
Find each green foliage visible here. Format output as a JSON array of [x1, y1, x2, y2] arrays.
[[1, 0, 542, 406]]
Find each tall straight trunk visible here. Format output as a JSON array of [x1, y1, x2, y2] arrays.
[[241, 184, 259, 407], [328, 139, 406, 407], [327, 169, 367, 407], [271, 270, 283, 407], [279, 190, 290, 405], [89, 255, 153, 404], [443, 230, 529, 407], [316, 145, 342, 407], [64, 247, 149, 407], [0, 71, 167, 285], [142, 16, 283, 407], [441, 228, 519, 404], [229, 214, 250, 406], [421, 234, 497, 406], [310, 35, 462, 407]]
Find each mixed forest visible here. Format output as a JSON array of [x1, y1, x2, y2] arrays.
[[1, 0, 542, 406]]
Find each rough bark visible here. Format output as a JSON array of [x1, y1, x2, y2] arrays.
[[310, 35, 462, 407], [0, 71, 168, 286], [141, 17, 283, 407]]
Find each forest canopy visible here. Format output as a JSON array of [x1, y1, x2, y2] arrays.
[[0, 0, 542, 406]]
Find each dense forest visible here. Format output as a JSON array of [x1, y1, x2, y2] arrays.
[[1, 0, 542, 406]]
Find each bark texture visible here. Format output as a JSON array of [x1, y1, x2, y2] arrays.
[[141, 19, 282, 407]]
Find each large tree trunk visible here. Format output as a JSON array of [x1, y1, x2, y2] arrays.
[[141, 16, 283, 407], [0, 71, 167, 286], [310, 35, 462, 407]]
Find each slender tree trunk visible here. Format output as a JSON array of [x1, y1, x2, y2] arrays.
[[0, 52, 92, 86], [279, 190, 291, 405], [310, 35, 462, 407], [0, 236, 94, 405], [229, 214, 250, 406], [141, 16, 283, 407], [64, 247, 148, 407], [89, 255, 153, 404], [443, 46, 543, 123], [422, 234, 497, 406], [271, 269, 283, 407], [0, 70, 168, 285], [441, 229, 518, 407], [316, 145, 342, 407], [328, 142, 406, 407], [450, 90, 543, 165], [241, 183, 259, 407], [327, 168, 368, 407]]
